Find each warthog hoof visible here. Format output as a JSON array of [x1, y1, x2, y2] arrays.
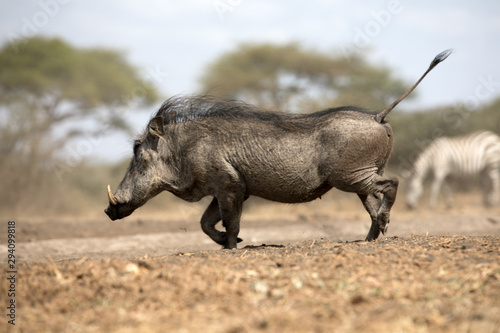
[[365, 223, 389, 241], [215, 231, 243, 249]]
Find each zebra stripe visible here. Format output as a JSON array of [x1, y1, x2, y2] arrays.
[[406, 131, 500, 209]]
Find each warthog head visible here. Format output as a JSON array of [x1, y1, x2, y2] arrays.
[[105, 117, 171, 220]]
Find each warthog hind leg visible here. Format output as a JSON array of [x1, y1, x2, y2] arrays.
[[358, 193, 382, 240], [359, 176, 399, 241]]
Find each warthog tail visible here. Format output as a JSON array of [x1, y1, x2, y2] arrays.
[[375, 49, 453, 123]]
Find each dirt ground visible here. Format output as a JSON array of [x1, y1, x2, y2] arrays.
[[1, 194, 500, 332]]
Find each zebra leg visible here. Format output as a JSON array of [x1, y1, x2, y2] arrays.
[[442, 182, 454, 209], [429, 174, 446, 209], [484, 168, 500, 207], [362, 176, 399, 241]]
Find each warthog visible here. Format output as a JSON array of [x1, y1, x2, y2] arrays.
[[105, 50, 451, 249]]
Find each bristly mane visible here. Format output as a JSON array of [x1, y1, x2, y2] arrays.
[[154, 95, 289, 125], [153, 95, 374, 126]]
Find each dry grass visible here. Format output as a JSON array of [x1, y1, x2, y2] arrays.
[[3, 235, 499, 333]]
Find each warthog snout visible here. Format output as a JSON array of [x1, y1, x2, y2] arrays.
[[104, 200, 133, 221], [104, 206, 117, 220], [104, 184, 118, 220], [104, 185, 135, 221]]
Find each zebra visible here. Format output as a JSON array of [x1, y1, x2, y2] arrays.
[[406, 131, 500, 209]]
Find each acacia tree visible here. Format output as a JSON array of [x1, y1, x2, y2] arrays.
[[0, 37, 159, 212], [199, 42, 411, 112]]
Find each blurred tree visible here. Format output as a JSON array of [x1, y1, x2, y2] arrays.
[[463, 97, 500, 134], [0, 36, 159, 213], [199, 42, 411, 112]]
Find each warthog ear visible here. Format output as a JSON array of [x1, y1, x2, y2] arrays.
[[149, 116, 165, 138]]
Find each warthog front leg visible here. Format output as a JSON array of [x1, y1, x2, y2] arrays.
[[200, 197, 245, 248], [201, 198, 228, 246], [360, 176, 399, 241], [217, 191, 246, 249]]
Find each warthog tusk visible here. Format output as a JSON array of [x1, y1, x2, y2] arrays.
[[107, 185, 118, 206]]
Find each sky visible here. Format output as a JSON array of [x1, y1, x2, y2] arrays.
[[1, 0, 500, 162]]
